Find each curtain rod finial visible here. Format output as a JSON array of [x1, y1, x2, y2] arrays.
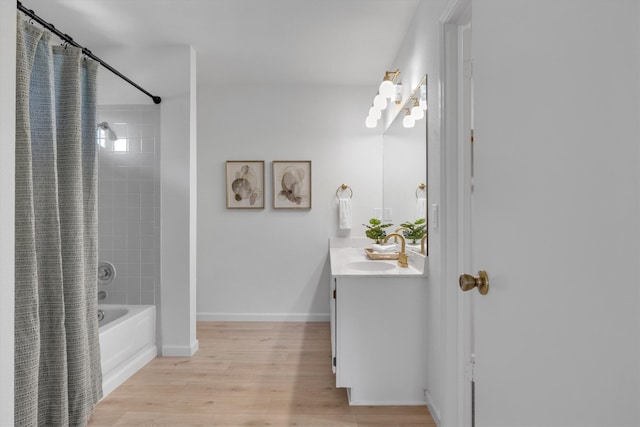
[[152, 96, 161, 104]]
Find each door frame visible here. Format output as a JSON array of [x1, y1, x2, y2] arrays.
[[439, 0, 472, 425]]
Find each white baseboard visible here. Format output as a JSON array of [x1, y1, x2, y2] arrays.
[[190, 339, 199, 355], [346, 387, 427, 406], [425, 389, 441, 426], [196, 312, 330, 322], [161, 339, 199, 357], [348, 399, 427, 406]]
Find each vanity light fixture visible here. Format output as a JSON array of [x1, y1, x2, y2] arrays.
[[365, 69, 403, 128], [373, 93, 388, 110], [366, 96, 386, 128], [410, 98, 425, 120], [401, 76, 427, 128], [368, 106, 382, 120], [365, 115, 378, 128], [379, 69, 401, 98], [402, 109, 415, 128]]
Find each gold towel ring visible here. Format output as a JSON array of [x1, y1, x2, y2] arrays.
[[415, 183, 426, 199], [336, 184, 353, 200]]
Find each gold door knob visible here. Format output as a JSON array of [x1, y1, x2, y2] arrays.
[[459, 270, 489, 295]]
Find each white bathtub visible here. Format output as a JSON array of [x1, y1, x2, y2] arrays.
[[98, 304, 157, 397]]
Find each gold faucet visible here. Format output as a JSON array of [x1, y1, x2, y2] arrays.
[[420, 234, 428, 255], [383, 233, 409, 268]]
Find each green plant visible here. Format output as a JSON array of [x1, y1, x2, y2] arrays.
[[400, 218, 427, 244], [363, 218, 393, 243]]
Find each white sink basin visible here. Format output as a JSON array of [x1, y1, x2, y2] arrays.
[[344, 261, 396, 272]]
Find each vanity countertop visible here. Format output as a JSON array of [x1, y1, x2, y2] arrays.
[[329, 246, 426, 277]]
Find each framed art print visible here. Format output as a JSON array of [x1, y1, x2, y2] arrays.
[[226, 160, 265, 209], [273, 160, 312, 209]]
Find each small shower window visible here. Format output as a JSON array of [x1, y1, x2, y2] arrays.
[[113, 138, 128, 152]]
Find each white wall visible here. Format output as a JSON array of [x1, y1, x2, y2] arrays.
[[97, 46, 198, 356], [0, 1, 16, 424], [196, 84, 382, 320], [383, 0, 448, 422]]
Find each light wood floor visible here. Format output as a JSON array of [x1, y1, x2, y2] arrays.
[[88, 322, 436, 426]]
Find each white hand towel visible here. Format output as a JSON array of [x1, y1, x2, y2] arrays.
[[339, 198, 352, 230], [371, 243, 398, 253], [416, 197, 427, 220]]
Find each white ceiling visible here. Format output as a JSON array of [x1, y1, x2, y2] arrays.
[[20, 0, 422, 87]]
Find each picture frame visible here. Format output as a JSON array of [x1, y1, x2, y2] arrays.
[[226, 160, 265, 209], [272, 160, 312, 209]]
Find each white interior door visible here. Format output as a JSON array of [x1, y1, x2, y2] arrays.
[[461, 1, 640, 426]]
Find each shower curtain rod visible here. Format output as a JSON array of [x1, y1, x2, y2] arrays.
[[17, 1, 162, 105]]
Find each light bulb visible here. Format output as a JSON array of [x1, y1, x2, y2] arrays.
[[403, 114, 415, 128], [379, 80, 394, 99], [368, 106, 382, 120], [411, 105, 424, 120], [373, 94, 387, 110], [420, 97, 427, 110], [365, 115, 378, 128]]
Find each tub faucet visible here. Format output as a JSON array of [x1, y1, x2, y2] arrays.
[[383, 233, 408, 268], [98, 290, 107, 300]]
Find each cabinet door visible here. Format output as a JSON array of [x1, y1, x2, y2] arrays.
[[336, 277, 427, 404], [330, 277, 336, 374]]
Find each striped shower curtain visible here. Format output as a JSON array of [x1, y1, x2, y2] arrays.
[[15, 17, 103, 426]]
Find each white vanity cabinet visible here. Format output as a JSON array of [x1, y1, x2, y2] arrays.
[[330, 275, 428, 405]]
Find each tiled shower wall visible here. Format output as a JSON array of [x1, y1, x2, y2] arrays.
[[97, 105, 160, 305]]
